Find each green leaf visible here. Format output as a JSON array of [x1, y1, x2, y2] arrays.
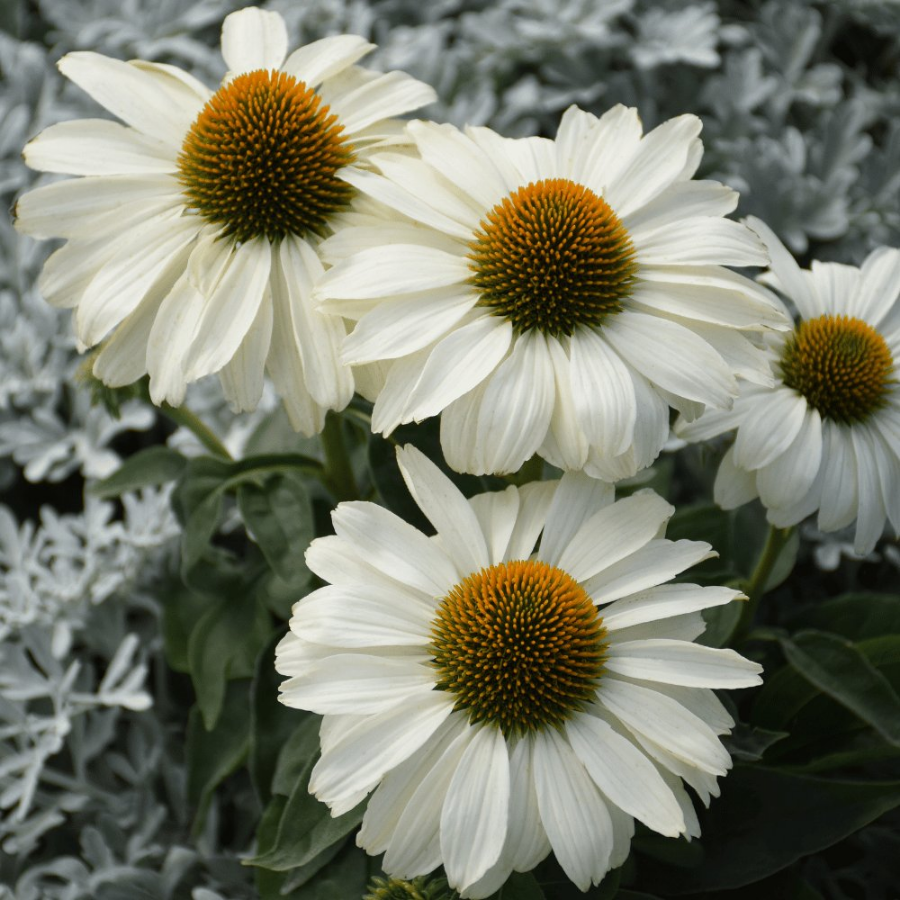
[[665, 504, 736, 584], [188, 592, 271, 730], [238, 472, 314, 588], [750, 662, 820, 731], [780, 630, 900, 747], [697, 599, 743, 648], [186, 680, 251, 836], [801, 592, 900, 642], [271, 715, 321, 798], [160, 582, 212, 673], [723, 721, 789, 762], [250, 630, 301, 804], [90, 446, 187, 497], [641, 767, 900, 892]]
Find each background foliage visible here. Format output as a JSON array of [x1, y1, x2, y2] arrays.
[[1, 0, 900, 898]]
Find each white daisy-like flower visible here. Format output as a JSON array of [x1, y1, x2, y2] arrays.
[[677, 217, 900, 555], [15, 6, 436, 434], [276, 445, 762, 897], [315, 106, 788, 478]]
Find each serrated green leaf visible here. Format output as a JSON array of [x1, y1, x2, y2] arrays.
[[90, 446, 187, 498], [780, 630, 900, 747]]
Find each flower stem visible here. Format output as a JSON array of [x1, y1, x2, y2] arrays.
[[738, 524, 794, 637], [320, 412, 360, 502], [161, 403, 232, 459]]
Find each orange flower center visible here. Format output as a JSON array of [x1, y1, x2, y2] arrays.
[[430, 559, 607, 736], [468, 178, 638, 336], [780, 314, 894, 423], [177, 69, 355, 243]]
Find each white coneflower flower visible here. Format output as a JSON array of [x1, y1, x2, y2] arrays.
[[315, 106, 787, 477], [15, 6, 435, 434], [678, 217, 900, 555], [277, 445, 762, 897]]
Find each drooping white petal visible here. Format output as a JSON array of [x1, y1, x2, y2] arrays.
[[506, 737, 552, 871], [598, 678, 731, 775], [441, 727, 510, 890], [569, 328, 636, 455], [538, 336, 590, 471], [732, 388, 806, 470], [606, 640, 762, 688], [220, 7, 288, 73], [184, 238, 272, 381], [713, 445, 759, 510], [851, 426, 888, 554], [756, 407, 823, 511], [397, 445, 491, 575], [603, 310, 737, 409], [817, 421, 859, 531], [219, 294, 273, 412], [556, 492, 675, 584], [533, 728, 614, 891], [566, 713, 685, 836]]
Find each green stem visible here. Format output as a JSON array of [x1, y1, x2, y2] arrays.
[[738, 524, 794, 637], [507, 455, 544, 486], [320, 412, 360, 502], [161, 404, 232, 459]]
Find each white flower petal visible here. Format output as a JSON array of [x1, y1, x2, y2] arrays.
[[371, 348, 432, 435], [24, 120, 176, 175], [331, 501, 459, 597], [502, 480, 557, 562], [405, 316, 513, 423], [332, 71, 437, 133], [756, 407, 823, 510], [533, 728, 613, 891], [469, 486, 520, 566], [184, 238, 272, 380], [634, 217, 767, 267], [506, 737, 552, 871], [538, 336, 590, 471], [282, 34, 374, 86], [604, 310, 737, 408], [556, 492, 675, 584], [851, 426, 887, 554], [583, 538, 715, 604], [310, 692, 455, 808], [623, 180, 737, 232], [441, 727, 510, 890], [566, 713, 685, 837], [601, 584, 743, 632], [344, 288, 477, 363], [540, 472, 614, 567], [569, 328, 636, 455], [606, 640, 762, 688], [278, 237, 353, 410], [744, 216, 819, 319], [397, 445, 491, 574], [58, 52, 201, 148], [603, 115, 702, 218], [320, 245, 470, 300], [732, 388, 806, 470], [817, 421, 859, 532], [474, 332, 556, 475], [598, 678, 731, 775], [219, 294, 273, 412], [281, 654, 433, 715], [221, 7, 287, 73], [578, 105, 644, 194], [854, 246, 900, 328], [713, 445, 759, 510], [807, 261, 860, 317]]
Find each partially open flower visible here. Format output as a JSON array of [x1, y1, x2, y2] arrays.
[[15, 6, 435, 434], [316, 106, 788, 478], [677, 217, 900, 555], [277, 445, 762, 897]]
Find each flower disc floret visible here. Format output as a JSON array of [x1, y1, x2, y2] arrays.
[[780, 314, 894, 424], [178, 69, 355, 243], [468, 178, 638, 336], [431, 559, 607, 737]]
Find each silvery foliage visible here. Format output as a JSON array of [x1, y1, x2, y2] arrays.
[[1, 0, 899, 894]]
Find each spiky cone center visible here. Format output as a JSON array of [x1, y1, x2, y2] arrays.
[[780, 314, 894, 424], [177, 69, 355, 243], [430, 559, 607, 737], [468, 178, 638, 336]]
